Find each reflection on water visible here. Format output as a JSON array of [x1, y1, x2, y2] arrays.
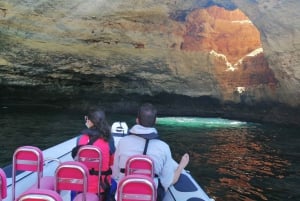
[[205, 129, 291, 201], [156, 117, 299, 201], [0, 107, 299, 201]]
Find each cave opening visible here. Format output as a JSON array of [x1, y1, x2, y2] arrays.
[[178, 5, 277, 104]]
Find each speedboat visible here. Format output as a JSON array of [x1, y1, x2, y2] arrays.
[[1, 122, 214, 201]]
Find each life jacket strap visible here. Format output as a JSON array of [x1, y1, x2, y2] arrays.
[[120, 168, 158, 177], [89, 168, 112, 176]]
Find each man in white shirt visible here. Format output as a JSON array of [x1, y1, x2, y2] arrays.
[[112, 103, 189, 200]]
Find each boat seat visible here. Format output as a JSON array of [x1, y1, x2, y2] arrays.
[[54, 161, 99, 201], [12, 146, 58, 200], [125, 155, 155, 178], [117, 174, 156, 201], [76, 145, 103, 195], [0, 168, 7, 201], [16, 188, 63, 201]]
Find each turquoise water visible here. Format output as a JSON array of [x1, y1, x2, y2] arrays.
[[156, 117, 248, 128], [0, 105, 299, 201]]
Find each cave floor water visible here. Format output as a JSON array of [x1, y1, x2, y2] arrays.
[[0, 105, 299, 201]]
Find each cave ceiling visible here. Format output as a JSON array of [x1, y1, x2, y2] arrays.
[[0, 0, 299, 121]]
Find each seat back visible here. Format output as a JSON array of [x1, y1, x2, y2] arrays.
[[16, 189, 63, 201], [0, 168, 7, 201], [54, 161, 89, 201], [12, 146, 44, 200], [13, 145, 44, 174], [117, 175, 156, 201], [76, 145, 102, 194], [125, 155, 155, 178]]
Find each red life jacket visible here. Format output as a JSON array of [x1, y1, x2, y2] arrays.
[[78, 134, 112, 194]]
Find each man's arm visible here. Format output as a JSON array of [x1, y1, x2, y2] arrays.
[[172, 153, 189, 184]]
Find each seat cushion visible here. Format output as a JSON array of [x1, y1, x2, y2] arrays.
[[73, 192, 99, 201], [28, 176, 55, 191]]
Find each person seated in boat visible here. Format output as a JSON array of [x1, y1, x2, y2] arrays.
[[72, 108, 115, 201], [112, 103, 189, 201]]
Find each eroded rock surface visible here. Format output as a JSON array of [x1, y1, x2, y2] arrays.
[[0, 0, 299, 125]]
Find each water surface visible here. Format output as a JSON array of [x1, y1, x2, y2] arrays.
[[0, 106, 299, 201]]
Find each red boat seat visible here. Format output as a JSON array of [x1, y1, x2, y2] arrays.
[[117, 174, 156, 201], [12, 146, 57, 200], [0, 168, 7, 201], [16, 188, 63, 201], [125, 155, 155, 178], [54, 161, 99, 201], [76, 145, 102, 194]]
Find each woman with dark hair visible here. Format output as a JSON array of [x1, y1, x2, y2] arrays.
[[74, 108, 115, 201]]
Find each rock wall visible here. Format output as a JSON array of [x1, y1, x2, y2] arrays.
[[0, 0, 299, 125], [231, 0, 300, 107]]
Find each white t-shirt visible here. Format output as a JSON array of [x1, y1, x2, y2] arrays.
[[112, 134, 178, 190]]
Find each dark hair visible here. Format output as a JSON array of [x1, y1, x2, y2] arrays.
[[87, 108, 111, 141], [137, 103, 157, 127]]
